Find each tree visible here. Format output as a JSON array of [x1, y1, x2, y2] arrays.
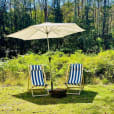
[[38, 0, 48, 22]]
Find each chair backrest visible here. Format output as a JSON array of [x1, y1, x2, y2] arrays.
[[30, 65, 45, 86], [68, 64, 82, 85]]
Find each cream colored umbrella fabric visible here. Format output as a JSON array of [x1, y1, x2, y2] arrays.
[[7, 22, 85, 50]]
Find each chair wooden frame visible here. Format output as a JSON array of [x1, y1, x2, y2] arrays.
[[65, 64, 84, 95], [28, 65, 49, 97]]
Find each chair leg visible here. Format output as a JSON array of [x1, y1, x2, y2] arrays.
[[31, 89, 35, 97], [67, 90, 81, 95], [66, 85, 82, 95], [31, 89, 49, 97]]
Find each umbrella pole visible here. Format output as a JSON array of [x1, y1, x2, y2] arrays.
[[49, 57, 53, 91], [46, 32, 53, 91], [47, 38, 50, 51]]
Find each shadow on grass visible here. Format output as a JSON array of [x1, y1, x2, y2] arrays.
[[13, 90, 97, 105]]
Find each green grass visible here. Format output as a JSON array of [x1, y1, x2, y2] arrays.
[[0, 84, 114, 114]]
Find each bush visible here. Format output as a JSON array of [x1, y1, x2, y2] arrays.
[[91, 77, 102, 84], [0, 50, 114, 85], [102, 78, 110, 84]]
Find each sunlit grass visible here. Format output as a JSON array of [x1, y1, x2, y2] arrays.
[[0, 84, 114, 114]]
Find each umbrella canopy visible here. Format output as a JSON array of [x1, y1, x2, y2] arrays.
[[7, 22, 84, 40], [7, 22, 85, 50]]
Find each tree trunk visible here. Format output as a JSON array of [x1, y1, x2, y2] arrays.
[[74, 0, 77, 22], [102, 0, 107, 37], [34, 0, 37, 24], [77, 0, 80, 17], [44, 0, 48, 22]]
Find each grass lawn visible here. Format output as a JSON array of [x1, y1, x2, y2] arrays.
[[0, 84, 114, 114]]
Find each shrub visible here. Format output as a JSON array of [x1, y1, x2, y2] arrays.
[[102, 78, 110, 84], [91, 77, 102, 85], [0, 50, 114, 85]]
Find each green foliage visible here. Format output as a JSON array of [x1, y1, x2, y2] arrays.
[[102, 78, 110, 85], [91, 77, 102, 85], [0, 50, 114, 85]]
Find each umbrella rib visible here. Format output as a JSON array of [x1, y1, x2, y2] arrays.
[[35, 27, 47, 34], [50, 26, 84, 35], [47, 26, 60, 34], [25, 28, 39, 40]]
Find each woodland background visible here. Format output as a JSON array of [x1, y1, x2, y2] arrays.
[[0, 0, 114, 58]]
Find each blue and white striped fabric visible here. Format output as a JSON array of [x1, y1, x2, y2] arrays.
[[30, 65, 44, 86], [68, 64, 82, 85]]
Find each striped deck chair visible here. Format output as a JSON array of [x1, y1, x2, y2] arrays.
[[65, 64, 84, 95], [28, 65, 49, 97]]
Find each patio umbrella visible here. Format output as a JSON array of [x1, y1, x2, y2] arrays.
[[6, 22, 85, 90], [7, 22, 85, 51]]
